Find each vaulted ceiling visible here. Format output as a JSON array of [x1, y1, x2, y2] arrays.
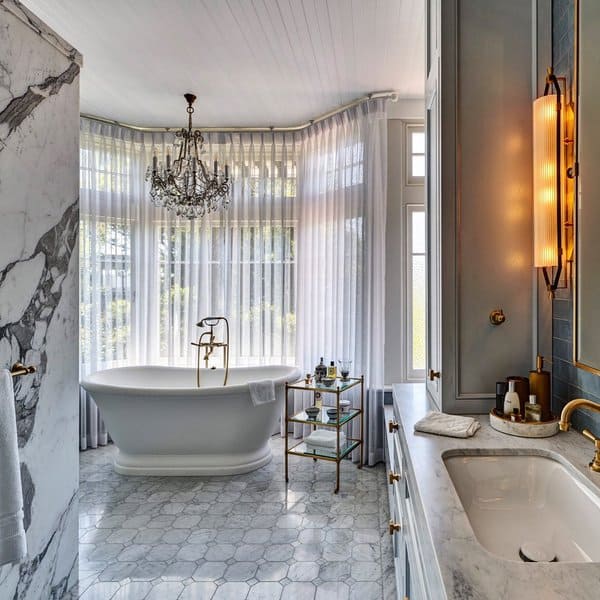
[[23, 0, 424, 128]]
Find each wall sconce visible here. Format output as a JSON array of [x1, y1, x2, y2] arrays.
[[532, 67, 574, 296]]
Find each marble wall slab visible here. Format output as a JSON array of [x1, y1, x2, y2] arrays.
[[0, 1, 81, 598]]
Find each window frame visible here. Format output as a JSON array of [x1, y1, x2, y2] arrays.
[[405, 203, 426, 381], [406, 124, 425, 186]]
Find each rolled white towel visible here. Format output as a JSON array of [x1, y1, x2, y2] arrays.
[[305, 429, 346, 449], [0, 369, 27, 566], [248, 379, 276, 406], [414, 411, 480, 438]]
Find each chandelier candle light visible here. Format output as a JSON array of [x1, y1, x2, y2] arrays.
[[146, 93, 231, 219]]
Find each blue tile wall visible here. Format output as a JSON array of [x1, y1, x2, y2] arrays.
[[552, 0, 600, 435]]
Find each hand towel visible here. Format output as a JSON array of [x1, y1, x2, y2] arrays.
[[414, 411, 480, 438], [305, 429, 347, 449], [248, 379, 276, 406], [0, 369, 27, 566]]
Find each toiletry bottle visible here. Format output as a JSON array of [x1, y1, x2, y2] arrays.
[[525, 394, 542, 422], [314, 391, 322, 409], [496, 381, 508, 415], [529, 355, 551, 421], [504, 380, 520, 416], [315, 357, 327, 383], [507, 375, 530, 417], [327, 361, 337, 379]]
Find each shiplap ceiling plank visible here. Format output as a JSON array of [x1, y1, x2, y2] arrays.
[[22, 0, 424, 127]]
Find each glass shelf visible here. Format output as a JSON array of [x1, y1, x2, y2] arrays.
[[289, 406, 361, 427], [287, 439, 361, 461], [287, 376, 362, 394]]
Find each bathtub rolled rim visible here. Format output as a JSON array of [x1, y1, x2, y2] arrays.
[[80, 364, 303, 397]]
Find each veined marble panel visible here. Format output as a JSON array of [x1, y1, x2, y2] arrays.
[[0, 2, 80, 598]]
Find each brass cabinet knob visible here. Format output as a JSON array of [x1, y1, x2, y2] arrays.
[[388, 470, 401, 484], [388, 519, 401, 535], [489, 308, 506, 326], [428, 369, 440, 381], [388, 420, 399, 433]]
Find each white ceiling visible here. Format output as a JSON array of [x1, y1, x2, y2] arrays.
[[23, 0, 424, 128]]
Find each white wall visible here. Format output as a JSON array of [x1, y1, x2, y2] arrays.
[[385, 101, 425, 386], [0, 2, 80, 597]]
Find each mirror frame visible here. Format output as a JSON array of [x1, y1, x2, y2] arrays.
[[573, 0, 600, 376]]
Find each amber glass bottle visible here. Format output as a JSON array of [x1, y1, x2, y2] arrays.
[[529, 355, 551, 421]]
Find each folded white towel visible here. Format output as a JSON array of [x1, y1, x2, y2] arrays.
[[0, 369, 27, 566], [305, 429, 347, 449], [248, 379, 276, 406], [414, 411, 480, 438]]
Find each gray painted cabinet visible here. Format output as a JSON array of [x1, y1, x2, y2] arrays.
[[425, 0, 538, 414]]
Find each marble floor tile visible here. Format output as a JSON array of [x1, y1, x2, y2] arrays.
[[78, 435, 389, 599], [247, 581, 283, 600], [111, 581, 153, 600]]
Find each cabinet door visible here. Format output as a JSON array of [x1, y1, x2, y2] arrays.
[[403, 497, 428, 599], [391, 500, 406, 596]]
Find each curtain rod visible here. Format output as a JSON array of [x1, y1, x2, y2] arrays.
[[81, 91, 399, 133]]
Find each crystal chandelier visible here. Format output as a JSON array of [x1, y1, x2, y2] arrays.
[[146, 93, 230, 219]]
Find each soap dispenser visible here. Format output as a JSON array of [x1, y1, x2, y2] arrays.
[[504, 380, 520, 416], [529, 355, 551, 421]]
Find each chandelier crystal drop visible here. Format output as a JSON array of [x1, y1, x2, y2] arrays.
[[146, 93, 231, 219]]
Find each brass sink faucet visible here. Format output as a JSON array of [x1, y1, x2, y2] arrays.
[[559, 399, 600, 472]]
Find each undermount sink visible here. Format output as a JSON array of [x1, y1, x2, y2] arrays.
[[443, 451, 600, 563]]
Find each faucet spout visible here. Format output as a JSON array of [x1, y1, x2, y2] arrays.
[[559, 398, 600, 432], [559, 398, 600, 473]]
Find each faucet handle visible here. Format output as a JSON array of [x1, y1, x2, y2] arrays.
[[582, 429, 600, 449], [582, 429, 600, 473]]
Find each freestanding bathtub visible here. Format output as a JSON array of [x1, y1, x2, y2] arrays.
[[81, 365, 301, 476]]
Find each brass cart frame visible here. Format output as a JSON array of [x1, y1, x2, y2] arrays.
[[284, 375, 364, 493]]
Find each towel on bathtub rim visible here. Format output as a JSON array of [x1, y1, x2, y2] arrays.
[[248, 379, 276, 406]]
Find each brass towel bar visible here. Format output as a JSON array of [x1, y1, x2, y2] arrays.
[[10, 362, 36, 378]]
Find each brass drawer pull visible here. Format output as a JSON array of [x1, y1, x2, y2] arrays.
[[428, 369, 440, 381], [388, 420, 399, 433], [388, 519, 401, 535], [388, 470, 401, 484]]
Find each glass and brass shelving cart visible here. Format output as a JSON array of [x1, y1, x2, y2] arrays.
[[284, 376, 364, 493]]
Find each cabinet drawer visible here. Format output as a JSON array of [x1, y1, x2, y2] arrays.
[[403, 480, 428, 599]]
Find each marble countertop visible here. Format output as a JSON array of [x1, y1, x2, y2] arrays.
[[392, 383, 600, 600]]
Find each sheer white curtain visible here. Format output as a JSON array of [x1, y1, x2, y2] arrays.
[[294, 99, 387, 464], [79, 100, 387, 464]]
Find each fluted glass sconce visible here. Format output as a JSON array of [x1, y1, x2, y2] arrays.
[[533, 67, 572, 296]]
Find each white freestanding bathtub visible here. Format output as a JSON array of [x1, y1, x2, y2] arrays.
[[81, 365, 301, 476]]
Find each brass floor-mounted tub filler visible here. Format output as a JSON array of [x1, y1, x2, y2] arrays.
[[191, 317, 230, 387]]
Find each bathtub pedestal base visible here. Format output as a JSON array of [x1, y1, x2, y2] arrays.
[[113, 444, 272, 476]]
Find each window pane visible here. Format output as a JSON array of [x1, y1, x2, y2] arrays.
[[412, 155, 425, 178], [412, 211, 426, 254], [412, 131, 425, 154], [412, 255, 426, 371]]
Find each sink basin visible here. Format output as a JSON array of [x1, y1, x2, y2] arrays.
[[443, 451, 600, 562]]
